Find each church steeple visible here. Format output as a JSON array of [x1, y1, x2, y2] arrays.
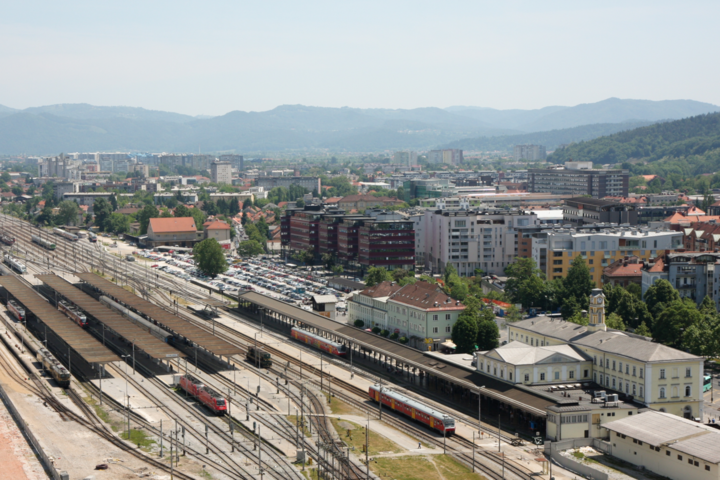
[[587, 288, 607, 332]]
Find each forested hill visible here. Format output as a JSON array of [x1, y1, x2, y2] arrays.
[[547, 113, 720, 173]]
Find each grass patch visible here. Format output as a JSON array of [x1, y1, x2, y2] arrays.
[[287, 415, 312, 438], [330, 418, 403, 455], [328, 396, 356, 416], [572, 450, 585, 460], [83, 394, 111, 424], [370, 455, 486, 480], [199, 468, 212, 479], [120, 428, 156, 451]]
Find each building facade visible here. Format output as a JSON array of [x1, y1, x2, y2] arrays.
[[532, 226, 682, 285], [641, 251, 720, 309], [427, 149, 464, 165], [145, 217, 202, 247], [529, 164, 629, 198], [255, 176, 321, 193], [513, 145, 547, 161], [508, 290, 704, 420], [210, 161, 232, 184], [563, 197, 638, 226]]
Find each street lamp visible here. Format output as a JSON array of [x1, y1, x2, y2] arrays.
[[121, 354, 131, 438]]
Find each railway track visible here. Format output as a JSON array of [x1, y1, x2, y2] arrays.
[[3, 215, 540, 479]]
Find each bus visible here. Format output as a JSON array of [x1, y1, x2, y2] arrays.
[[704, 374, 713, 393]]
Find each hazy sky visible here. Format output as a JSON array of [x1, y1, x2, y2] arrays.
[[1, 1, 718, 116]]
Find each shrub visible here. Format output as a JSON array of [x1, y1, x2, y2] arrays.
[[354, 320, 365, 328], [389, 332, 399, 340], [380, 329, 390, 337], [398, 336, 408, 344], [371, 326, 381, 334]]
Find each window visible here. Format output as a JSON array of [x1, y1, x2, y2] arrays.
[[640, 386, 644, 397], [524, 374, 530, 382], [554, 371, 560, 380], [584, 369, 589, 378], [685, 386, 691, 397], [660, 369, 666, 379], [619, 362, 623, 372], [432, 327, 438, 334], [626, 364, 629, 374], [455, 220, 466, 227], [633, 366, 636, 376], [540, 373, 546, 381], [640, 368, 643, 379], [433, 315, 438, 321], [659, 387, 666, 399], [553, 260, 562, 265], [633, 384, 636, 395], [686, 368, 692, 378], [445, 326, 451, 333], [666, 451, 670, 456], [678, 455, 683, 461], [606, 359, 610, 368], [569, 371, 575, 379], [613, 360, 616, 371], [594, 356, 597, 365]]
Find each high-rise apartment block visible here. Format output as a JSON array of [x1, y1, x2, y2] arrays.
[[393, 151, 418, 167], [529, 162, 629, 198], [219, 154, 244, 171], [210, 161, 232, 184], [255, 176, 321, 194], [513, 144, 547, 161], [427, 149, 463, 165]]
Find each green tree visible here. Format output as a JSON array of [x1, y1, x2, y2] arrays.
[[321, 253, 335, 269], [193, 238, 228, 277], [652, 301, 703, 348], [109, 193, 118, 211], [567, 311, 589, 326], [256, 217, 270, 239], [505, 257, 549, 308], [449, 282, 468, 301], [634, 321, 652, 337], [605, 312, 626, 331], [106, 213, 130, 234], [0, 172, 10, 182], [174, 204, 191, 218], [699, 296, 716, 315], [626, 283, 642, 300], [237, 240, 265, 256], [189, 207, 206, 230], [398, 276, 416, 286], [443, 264, 458, 284], [504, 305, 522, 323], [242, 198, 253, 209], [93, 198, 113, 231], [451, 314, 479, 354], [295, 198, 305, 208], [136, 204, 158, 234], [562, 256, 593, 303], [476, 318, 499, 351], [56, 200, 80, 226], [364, 267, 392, 287], [560, 296, 582, 320], [644, 279, 681, 318]]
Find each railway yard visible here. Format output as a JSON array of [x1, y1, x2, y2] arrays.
[[0, 214, 565, 480]]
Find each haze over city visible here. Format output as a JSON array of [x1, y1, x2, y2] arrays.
[[2, 1, 719, 115]]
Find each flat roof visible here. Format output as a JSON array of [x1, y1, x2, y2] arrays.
[[238, 291, 553, 416], [0, 277, 119, 364], [37, 275, 184, 360], [76, 273, 241, 357], [604, 410, 720, 464]]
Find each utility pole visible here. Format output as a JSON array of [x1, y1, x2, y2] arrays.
[[366, 420, 370, 480], [160, 419, 163, 457], [472, 431, 475, 473], [498, 413, 501, 453], [258, 424, 263, 479]]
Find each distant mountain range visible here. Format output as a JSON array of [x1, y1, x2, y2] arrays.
[[0, 98, 717, 155]]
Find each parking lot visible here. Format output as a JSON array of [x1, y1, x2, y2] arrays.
[[135, 250, 350, 310]]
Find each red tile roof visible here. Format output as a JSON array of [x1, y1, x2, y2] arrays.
[[149, 217, 197, 233], [389, 281, 465, 311], [358, 281, 402, 298], [204, 220, 231, 230], [646, 257, 665, 273]]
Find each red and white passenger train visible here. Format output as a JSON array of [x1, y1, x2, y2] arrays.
[[179, 375, 227, 415], [58, 300, 88, 328], [291, 327, 347, 357], [368, 384, 455, 435], [7, 300, 25, 322]]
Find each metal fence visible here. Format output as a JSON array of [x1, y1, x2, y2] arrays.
[[545, 439, 609, 480]]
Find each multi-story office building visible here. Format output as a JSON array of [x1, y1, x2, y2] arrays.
[[281, 206, 415, 271], [563, 197, 638, 226], [211, 161, 232, 184], [427, 149, 464, 165], [348, 280, 465, 351], [641, 251, 720, 310], [513, 144, 547, 161], [418, 209, 539, 276], [393, 151, 418, 167], [255, 176, 321, 194], [532, 225, 682, 285], [529, 162, 629, 198], [508, 289, 704, 421]]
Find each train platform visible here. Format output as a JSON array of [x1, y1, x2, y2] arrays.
[[76, 273, 242, 358], [37, 274, 185, 361], [0, 276, 119, 365]]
